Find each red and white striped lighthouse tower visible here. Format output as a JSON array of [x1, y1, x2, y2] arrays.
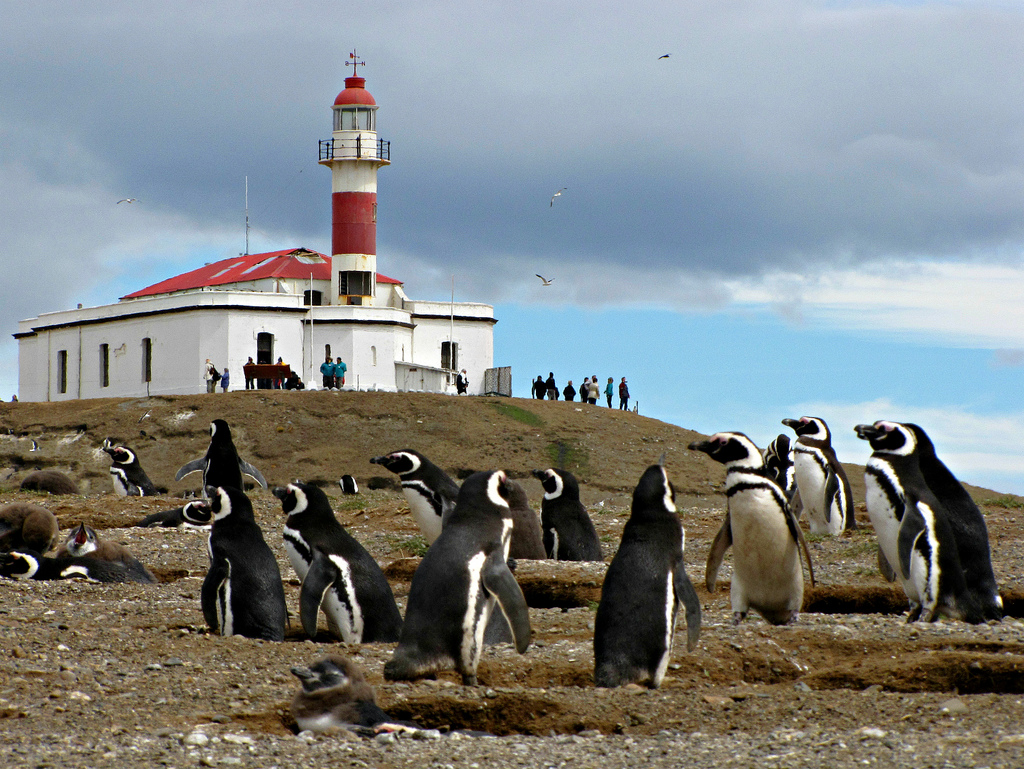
[[319, 52, 390, 306]]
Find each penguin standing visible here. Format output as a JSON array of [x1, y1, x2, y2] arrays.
[[0, 502, 59, 553], [274, 482, 401, 642], [506, 480, 547, 560], [290, 655, 417, 735], [56, 523, 157, 584], [135, 501, 211, 529], [176, 420, 267, 494], [384, 470, 531, 686], [782, 416, 856, 534], [855, 421, 990, 623], [369, 450, 459, 544], [594, 463, 701, 688], [690, 432, 815, 625], [185, 485, 286, 641], [530, 468, 603, 561], [1, 549, 137, 583], [101, 438, 159, 496]]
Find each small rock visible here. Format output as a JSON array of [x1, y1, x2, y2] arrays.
[[793, 682, 812, 693], [144, 663, 162, 671], [211, 714, 232, 724], [412, 729, 442, 741], [939, 698, 968, 715], [164, 658, 185, 666], [184, 731, 209, 746], [376, 732, 398, 745], [222, 734, 253, 745], [859, 727, 887, 739]]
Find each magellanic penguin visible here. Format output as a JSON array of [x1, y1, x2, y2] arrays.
[[175, 420, 267, 494], [384, 470, 531, 686], [782, 416, 856, 535], [369, 449, 459, 544], [274, 482, 401, 642], [0, 549, 137, 583], [506, 480, 547, 560], [290, 655, 419, 735], [186, 485, 287, 641], [762, 434, 796, 500], [0, 501, 60, 553], [101, 438, 160, 496], [56, 523, 157, 584], [135, 500, 212, 529], [855, 421, 990, 623], [594, 463, 701, 688], [690, 432, 815, 625], [530, 468, 603, 561], [339, 475, 359, 495]]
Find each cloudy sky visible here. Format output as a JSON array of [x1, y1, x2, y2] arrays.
[[4, 0, 1024, 492]]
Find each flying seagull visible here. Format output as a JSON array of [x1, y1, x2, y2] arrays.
[[116, 198, 138, 204], [658, 54, 670, 59], [550, 188, 567, 207], [536, 274, 553, 286], [138, 410, 151, 424]]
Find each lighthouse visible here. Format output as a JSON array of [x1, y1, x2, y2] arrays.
[[319, 52, 390, 306]]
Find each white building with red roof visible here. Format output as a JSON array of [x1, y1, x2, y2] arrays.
[[15, 63, 496, 401]]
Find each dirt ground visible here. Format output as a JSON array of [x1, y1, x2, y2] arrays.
[[2, 390, 1024, 768]]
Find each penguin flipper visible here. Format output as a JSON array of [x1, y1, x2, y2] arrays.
[[674, 564, 702, 652], [783, 503, 816, 589], [299, 550, 340, 639], [789, 486, 803, 520], [239, 459, 267, 488], [201, 561, 230, 634], [823, 468, 839, 524], [877, 547, 897, 582], [705, 513, 732, 592], [482, 550, 531, 653], [897, 503, 928, 582], [175, 458, 206, 482]]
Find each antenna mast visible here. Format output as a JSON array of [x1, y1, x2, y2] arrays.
[[244, 176, 250, 255]]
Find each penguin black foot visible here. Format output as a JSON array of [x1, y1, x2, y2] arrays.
[[461, 673, 478, 686], [732, 611, 746, 625]]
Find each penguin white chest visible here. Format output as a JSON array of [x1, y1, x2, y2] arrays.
[[863, 464, 903, 574], [401, 482, 444, 543], [728, 489, 802, 612], [282, 527, 310, 580], [792, 450, 827, 531]]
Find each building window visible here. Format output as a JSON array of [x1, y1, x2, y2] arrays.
[[338, 271, 373, 297], [371, 346, 377, 367], [441, 341, 458, 371], [57, 350, 68, 394], [100, 344, 109, 388], [142, 338, 152, 383], [303, 289, 322, 306]]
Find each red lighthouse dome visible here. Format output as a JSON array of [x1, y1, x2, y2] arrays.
[[334, 76, 376, 106]]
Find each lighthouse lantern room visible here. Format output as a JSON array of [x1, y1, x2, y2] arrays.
[[319, 51, 391, 306]]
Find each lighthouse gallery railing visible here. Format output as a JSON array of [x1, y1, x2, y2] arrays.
[[319, 137, 391, 162]]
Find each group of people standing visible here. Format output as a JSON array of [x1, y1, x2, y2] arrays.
[[532, 373, 630, 410], [319, 356, 349, 390]]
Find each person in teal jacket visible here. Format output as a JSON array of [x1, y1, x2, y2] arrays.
[[604, 377, 614, 407], [320, 356, 335, 389], [334, 357, 348, 387]]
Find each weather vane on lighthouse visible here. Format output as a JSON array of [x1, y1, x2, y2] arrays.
[[348, 50, 365, 76]]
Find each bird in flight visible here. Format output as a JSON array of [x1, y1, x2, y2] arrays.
[[138, 410, 151, 424], [116, 198, 139, 204], [550, 188, 567, 207], [658, 54, 670, 59], [536, 274, 553, 286]]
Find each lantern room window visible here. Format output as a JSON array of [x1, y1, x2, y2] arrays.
[[334, 106, 375, 132]]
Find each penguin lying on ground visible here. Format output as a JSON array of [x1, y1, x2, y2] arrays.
[[594, 462, 701, 688], [531, 468, 603, 561], [20, 469, 79, 495], [290, 656, 422, 735], [56, 523, 157, 584], [369, 450, 459, 544], [384, 470, 531, 686], [135, 501, 212, 529], [782, 416, 856, 535], [0, 549, 139, 583], [185, 485, 287, 641], [855, 420, 990, 623], [102, 438, 160, 496], [176, 420, 267, 494], [690, 432, 815, 625], [0, 502, 60, 553], [274, 481, 401, 642]]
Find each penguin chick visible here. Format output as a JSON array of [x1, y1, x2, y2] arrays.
[[290, 655, 417, 734], [506, 480, 547, 560], [56, 523, 157, 584], [0, 502, 60, 553], [20, 469, 79, 495]]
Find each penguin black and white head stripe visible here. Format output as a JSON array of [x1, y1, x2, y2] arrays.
[[689, 432, 814, 625], [290, 656, 416, 735], [273, 481, 401, 643], [199, 485, 286, 641], [0, 501, 60, 554], [855, 420, 996, 622], [102, 438, 159, 496], [369, 449, 459, 544], [384, 470, 531, 686], [0, 548, 137, 583], [530, 468, 602, 561], [594, 463, 701, 689], [56, 523, 158, 584], [175, 420, 267, 495], [783, 416, 856, 535], [339, 475, 359, 495], [137, 501, 212, 529]]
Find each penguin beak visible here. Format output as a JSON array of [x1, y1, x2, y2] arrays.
[[687, 438, 714, 455], [369, 456, 384, 465], [530, 469, 546, 481], [271, 487, 288, 501], [781, 418, 800, 430], [854, 424, 883, 441]]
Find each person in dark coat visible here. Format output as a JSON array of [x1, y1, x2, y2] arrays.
[[563, 381, 576, 401], [546, 373, 558, 400], [533, 376, 545, 399], [618, 377, 630, 410]]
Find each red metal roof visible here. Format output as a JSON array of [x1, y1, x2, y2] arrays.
[[334, 76, 377, 106], [121, 248, 401, 299]]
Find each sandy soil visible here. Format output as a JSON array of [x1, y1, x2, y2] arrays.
[[2, 390, 1024, 768]]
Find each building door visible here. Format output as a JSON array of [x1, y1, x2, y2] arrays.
[[256, 333, 274, 389]]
